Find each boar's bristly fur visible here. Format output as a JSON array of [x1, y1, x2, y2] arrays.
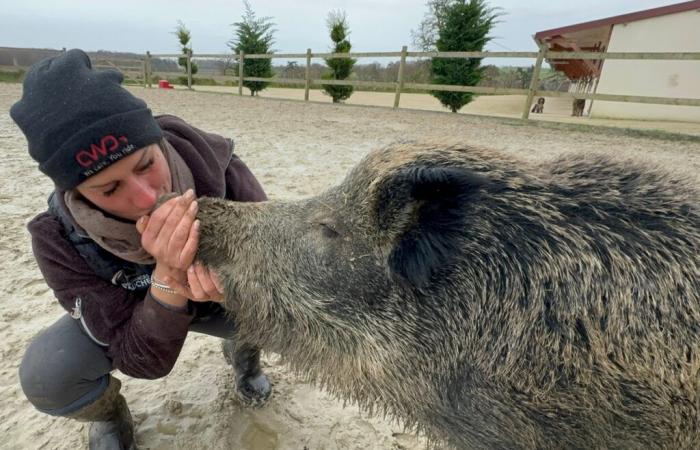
[[195, 142, 699, 449]]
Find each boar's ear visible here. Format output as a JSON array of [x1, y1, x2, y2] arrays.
[[376, 166, 490, 287]]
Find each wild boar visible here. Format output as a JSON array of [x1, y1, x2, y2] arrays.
[[196, 142, 699, 449]]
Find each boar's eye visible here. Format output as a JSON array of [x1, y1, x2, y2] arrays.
[[317, 222, 340, 239]]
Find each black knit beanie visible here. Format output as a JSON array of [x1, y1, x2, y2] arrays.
[[10, 49, 163, 190]]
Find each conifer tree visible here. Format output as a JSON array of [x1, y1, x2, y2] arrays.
[[429, 0, 500, 112], [228, 1, 275, 96], [174, 21, 198, 85], [322, 11, 355, 103]]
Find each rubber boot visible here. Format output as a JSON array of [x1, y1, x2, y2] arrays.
[[222, 340, 272, 406], [67, 376, 136, 450]]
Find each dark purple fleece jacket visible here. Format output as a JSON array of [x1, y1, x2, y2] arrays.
[[27, 115, 266, 379]]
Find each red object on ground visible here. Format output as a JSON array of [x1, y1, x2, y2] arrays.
[[158, 80, 174, 89]]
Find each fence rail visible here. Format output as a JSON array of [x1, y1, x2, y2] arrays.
[[141, 47, 700, 120]]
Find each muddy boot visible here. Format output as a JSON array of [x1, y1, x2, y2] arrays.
[[67, 375, 136, 450], [222, 340, 272, 407]]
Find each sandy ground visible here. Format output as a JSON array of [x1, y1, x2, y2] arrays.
[[178, 85, 700, 137], [1, 82, 699, 450]]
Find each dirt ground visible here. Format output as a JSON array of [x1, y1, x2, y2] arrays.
[[1, 82, 699, 450], [181, 85, 700, 137]]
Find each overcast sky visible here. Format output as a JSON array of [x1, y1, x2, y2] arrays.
[[0, 0, 685, 60]]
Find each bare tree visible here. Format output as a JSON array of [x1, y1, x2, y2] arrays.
[[410, 0, 453, 51]]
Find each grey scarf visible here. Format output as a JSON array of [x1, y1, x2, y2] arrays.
[[64, 139, 196, 264]]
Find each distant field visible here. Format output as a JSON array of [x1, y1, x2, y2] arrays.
[[170, 85, 700, 137]]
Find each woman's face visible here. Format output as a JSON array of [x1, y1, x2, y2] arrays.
[[76, 143, 172, 221]]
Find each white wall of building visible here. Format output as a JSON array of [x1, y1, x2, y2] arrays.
[[591, 9, 700, 123]]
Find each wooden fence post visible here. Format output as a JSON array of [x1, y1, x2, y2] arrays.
[[304, 48, 312, 101], [142, 53, 148, 87], [586, 72, 602, 116], [146, 51, 152, 88], [393, 45, 408, 109], [521, 43, 547, 120], [238, 51, 244, 96], [186, 49, 193, 90]]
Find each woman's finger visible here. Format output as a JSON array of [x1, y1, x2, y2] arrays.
[[187, 263, 223, 302], [178, 220, 200, 269], [136, 215, 149, 234], [196, 263, 224, 302], [195, 263, 218, 297], [187, 264, 206, 300], [139, 196, 179, 249], [169, 200, 198, 267], [210, 269, 224, 295], [154, 191, 196, 266], [154, 191, 194, 251]]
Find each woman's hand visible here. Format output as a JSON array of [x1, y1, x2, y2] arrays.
[[136, 189, 199, 272], [136, 189, 223, 303], [161, 262, 225, 303]]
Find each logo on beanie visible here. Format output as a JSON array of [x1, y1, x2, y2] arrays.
[[76, 134, 136, 178], [75, 134, 131, 167]]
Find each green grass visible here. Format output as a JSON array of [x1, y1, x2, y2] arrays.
[[503, 117, 700, 143], [0, 70, 25, 83]]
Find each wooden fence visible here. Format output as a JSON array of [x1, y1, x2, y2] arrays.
[[143, 47, 700, 120], [93, 58, 144, 80]]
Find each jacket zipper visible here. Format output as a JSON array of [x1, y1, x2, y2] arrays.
[[71, 297, 109, 347]]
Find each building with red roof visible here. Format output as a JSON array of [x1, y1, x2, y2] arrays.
[[534, 1, 700, 122]]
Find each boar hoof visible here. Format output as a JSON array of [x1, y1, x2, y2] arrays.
[[236, 372, 272, 407], [223, 340, 272, 407]]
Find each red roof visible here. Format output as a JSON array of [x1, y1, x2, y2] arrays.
[[533, 1, 700, 80]]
